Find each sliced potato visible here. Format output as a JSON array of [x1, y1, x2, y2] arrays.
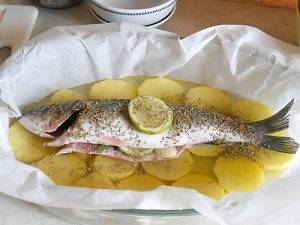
[[141, 151, 193, 181], [120, 76, 148, 87], [74, 152, 93, 163], [188, 145, 224, 157], [231, 100, 288, 138], [34, 154, 87, 186], [231, 99, 272, 122], [89, 79, 137, 99], [255, 148, 295, 171], [170, 78, 198, 93], [191, 155, 216, 178], [74, 172, 115, 189], [50, 89, 85, 103], [91, 155, 138, 181], [9, 122, 58, 164], [273, 130, 288, 137], [138, 77, 185, 104], [116, 174, 163, 191], [172, 174, 224, 200], [264, 170, 285, 181], [214, 156, 265, 192], [184, 86, 231, 114]]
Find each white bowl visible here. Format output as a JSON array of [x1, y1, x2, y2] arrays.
[[90, 4, 176, 28], [88, 0, 176, 26]]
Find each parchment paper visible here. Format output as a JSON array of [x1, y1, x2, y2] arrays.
[[0, 23, 300, 225]]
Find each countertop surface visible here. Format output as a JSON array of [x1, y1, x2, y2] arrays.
[[0, 0, 298, 43], [0, 0, 298, 224]]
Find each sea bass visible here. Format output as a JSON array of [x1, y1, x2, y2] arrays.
[[19, 99, 298, 161]]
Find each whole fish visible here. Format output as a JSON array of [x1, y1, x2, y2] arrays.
[[19, 99, 298, 161]]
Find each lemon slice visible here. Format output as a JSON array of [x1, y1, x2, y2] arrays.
[[128, 96, 173, 134]]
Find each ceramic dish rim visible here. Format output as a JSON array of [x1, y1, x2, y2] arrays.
[[89, 0, 176, 15], [89, 4, 176, 27]]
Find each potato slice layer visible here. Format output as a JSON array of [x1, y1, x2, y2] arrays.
[[74, 153, 93, 163], [188, 145, 224, 157], [141, 151, 193, 181], [74, 172, 115, 189], [9, 122, 57, 164], [231, 99, 272, 122], [34, 154, 87, 185], [263, 170, 285, 181], [191, 155, 216, 178], [255, 148, 295, 171], [214, 156, 265, 192], [116, 174, 163, 191], [138, 77, 185, 104], [172, 174, 224, 200], [92, 155, 138, 181], [89, 79, 137, 99], [50, 89, 85, 103], [185, 86, 231, 114]]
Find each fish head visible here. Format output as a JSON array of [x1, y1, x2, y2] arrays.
[[19, 108, 54, 138], [19, 101, 84, 138]]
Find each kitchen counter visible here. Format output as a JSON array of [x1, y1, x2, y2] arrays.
[[0, 0, 298, 224], [0, 0, 298, 43], [0, 0, 298, 64]]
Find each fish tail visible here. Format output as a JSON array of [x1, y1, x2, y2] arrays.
[[251, 99, 299, 154], [259, 135, 298, 154], [251, 99, 293, 134]]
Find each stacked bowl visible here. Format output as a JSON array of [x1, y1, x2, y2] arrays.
[[88, 0, 177, 28]]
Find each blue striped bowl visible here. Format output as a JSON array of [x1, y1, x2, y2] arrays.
[[88, 0, 176, 26]]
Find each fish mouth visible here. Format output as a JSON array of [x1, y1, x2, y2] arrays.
[[19, 115, 54, 138]]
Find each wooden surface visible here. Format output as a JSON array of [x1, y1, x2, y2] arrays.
[[229, 0, 296, 9], [161, 0, 297, 45]]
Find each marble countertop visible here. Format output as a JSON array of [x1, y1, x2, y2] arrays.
[[0, 0, 298, 224]]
